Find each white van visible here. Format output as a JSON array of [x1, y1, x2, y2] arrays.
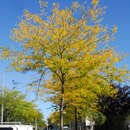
[[0, 122, 34, 130]]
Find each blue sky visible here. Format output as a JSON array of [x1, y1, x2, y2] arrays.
[[0, 0, 130, 121]]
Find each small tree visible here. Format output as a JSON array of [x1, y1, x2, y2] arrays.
[[96, 84, 130, 130]]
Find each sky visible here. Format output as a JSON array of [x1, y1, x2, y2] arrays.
[[0, 0, 130, 121]]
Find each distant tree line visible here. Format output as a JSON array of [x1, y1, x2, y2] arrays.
[[0, 89, 46, 129]]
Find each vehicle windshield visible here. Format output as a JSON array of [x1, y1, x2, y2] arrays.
[[0, 128, 13, 130]]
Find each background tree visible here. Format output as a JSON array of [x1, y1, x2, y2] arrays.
[[47, 111, 73, 126], [95, 84, 130, 130], [0, 0, 129, 129], [0, 89, 46, 129]]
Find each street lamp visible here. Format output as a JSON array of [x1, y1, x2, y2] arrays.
[[1, 72, 5, 123]]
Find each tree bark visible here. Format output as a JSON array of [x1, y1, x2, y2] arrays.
[[60, 80, 64, 130], [79, 115, 82, 130]]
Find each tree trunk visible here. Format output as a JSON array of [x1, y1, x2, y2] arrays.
[[60, 81, 64, 130], [60, 100, 63, 130], [79, 115, 82, 130], [75, 107, 78, 130]]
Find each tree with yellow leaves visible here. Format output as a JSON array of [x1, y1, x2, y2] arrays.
[[0, 0, 129, 130]]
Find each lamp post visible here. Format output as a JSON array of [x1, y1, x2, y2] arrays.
[[1, 72, 5, 123], [35, 117, 38, 130]]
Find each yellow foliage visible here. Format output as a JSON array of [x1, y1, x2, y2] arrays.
[[92, 0, 99, 7], [0, 0, 129, 124], [72, 1, 80, 9]]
